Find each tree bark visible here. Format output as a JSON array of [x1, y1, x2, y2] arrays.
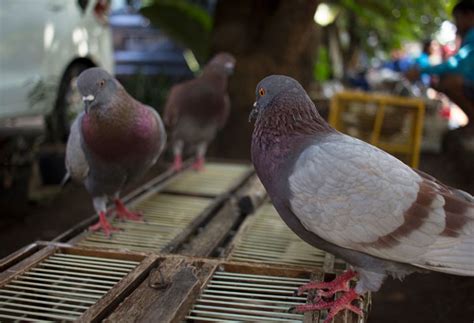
[[209, 0, 320, 159]]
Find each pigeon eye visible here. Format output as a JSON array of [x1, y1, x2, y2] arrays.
[[259, 88, 266, 96], [99, 80, 105, 87]]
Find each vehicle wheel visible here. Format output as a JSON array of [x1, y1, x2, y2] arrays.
[[47, 62, 92, 143]]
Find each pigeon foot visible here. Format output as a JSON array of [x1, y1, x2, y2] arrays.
[[171, 155, 183, 172], [114, 199, 143, 221], [89, 211, 121, 237], [192, 156, 205, 171], [293, 289, 363, 323], [297, 270, 357, 297]]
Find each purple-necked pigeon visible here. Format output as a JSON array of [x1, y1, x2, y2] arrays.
[[65, 68, 166, 236], [163, 52, 235, 171], [250, 75, 474, 322]]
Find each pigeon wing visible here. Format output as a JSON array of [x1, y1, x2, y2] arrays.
[[288, 134, 474, 275], [65, 113, 89, 182]]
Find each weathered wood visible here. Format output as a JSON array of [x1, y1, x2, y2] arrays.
[[105, 257, 217, 322], [0, 242, 41, 273], [237, 175, 267, 214], [139, 266, 200, 323], [179, 200, 240, 257], [160, 196, 227, 254], [79, 254, 160, 323], [62, 245, 147, 263], [304, 272, 324, 323], [0, 245, 55, 285]]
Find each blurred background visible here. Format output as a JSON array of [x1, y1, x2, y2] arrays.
[[0, 0, 473, 322]]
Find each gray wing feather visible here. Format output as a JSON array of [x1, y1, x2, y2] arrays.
[[65, 113, 89, 182]]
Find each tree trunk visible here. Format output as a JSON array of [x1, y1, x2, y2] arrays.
[[209, 0, 320, 160]]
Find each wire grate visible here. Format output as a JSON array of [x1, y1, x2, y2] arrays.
[[164, 162, 251, 196], [186, 269, 310, 322], [0, 252, 139, 321], [229, 204, 345, 270], [76, 194, 213, 252]]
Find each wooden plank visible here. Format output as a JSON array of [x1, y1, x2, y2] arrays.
[[159, 196, 227, 254], [79, 254, 160, 323], [304, 272, 324, 323], [139, 266, 200, 323], [179, 201, 240, 257], [62, 246, 147, 263], [236, 175, 267, 214], [0, 245, 56, 285], [104, 257, 217, 322], [0, 242, 42, 272]]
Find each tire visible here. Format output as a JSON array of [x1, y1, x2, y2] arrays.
[[47, 62, 92, 143]]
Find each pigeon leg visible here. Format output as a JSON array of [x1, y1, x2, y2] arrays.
[[192, 142, 207, 171], [89, 197, 120, 237], [89, 211, 120, 237], [294, 289, 363, 323], [172, 140, 184, 171], [114, 198, 143, 221], [297, 270, 356, 297]]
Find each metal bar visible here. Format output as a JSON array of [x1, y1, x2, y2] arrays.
[[185, 316, 240, 322], [193, 304, 303, 319], [4, 285, 102, 299], [52, 253, 140, 265], [186, 309, 302, 322], [200, 293, 304, 306], [37, 263, 129, 276], [213, 271, 309, 282], [0, 301, 84, 315], [30, 267, 122, 281], [203, 289, 306, 301], [196, 298, 294, 310], [212, 273, 307, 285], [208, 280, 299, 291], [0, 313, 52, 322], [0, 307, 79, 321], [23, 271, 117, 285], [42, 259, 133, 272], [0, 294, 89, 309], [8, 280, 106, 295], [0, 289, 97, 304], [18, 276, 112, 290], [49, 255, 138, 268]]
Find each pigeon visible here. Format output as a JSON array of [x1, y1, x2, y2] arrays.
[[65, 67, 166, 236], [250, 75, 474, 322], [163, 52, 235, 171]]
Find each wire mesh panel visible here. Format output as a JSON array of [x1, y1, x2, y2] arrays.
[[186, 268, 310, 322], [75, 194, 213, 252], [164, 162, 252, 197], [229, 204, 346, 271], [0, 252, 139, 321]]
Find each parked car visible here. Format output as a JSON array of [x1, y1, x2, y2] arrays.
[[109, 0, 193, 80], [0, 0, 114, 142]]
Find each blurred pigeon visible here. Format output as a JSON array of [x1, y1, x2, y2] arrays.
[[163, 52, 235, 171], [65, 68, 166, 236], [250, 75, 474, 322]]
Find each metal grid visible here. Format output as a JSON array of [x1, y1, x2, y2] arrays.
[[186, 269, 310, 322], [164, 162, 251, 196], [76, 194, 213, 252], [0, 252, 139, 321], [229, 204, 346, 270]]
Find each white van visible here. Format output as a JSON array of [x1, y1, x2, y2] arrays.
[[0, 0, 114, 141]]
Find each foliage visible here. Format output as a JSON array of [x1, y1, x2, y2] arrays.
[[140, 0, 213, 63], [314, 46, 331, 81], [336, 0, 458, 53]]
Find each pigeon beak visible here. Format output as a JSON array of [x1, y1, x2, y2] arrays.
[[82, 95, 95, 114], [249, 101, 259, 122]]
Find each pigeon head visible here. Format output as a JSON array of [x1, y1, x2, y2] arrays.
[[77, 67, 118, 113], [204, 52, 236, 76], [249, 75, 307, 122]]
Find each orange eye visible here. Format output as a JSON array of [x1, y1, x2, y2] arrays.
[[259, 88, 265, 96]]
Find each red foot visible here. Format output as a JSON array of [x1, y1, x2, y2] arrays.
[[89, 211, 120, 237], [114, 199, 143, 221], [294, 289, 363, 323], [171, 155, 183, 172], [298, 270, 357, 297], [192, 156, 205, 171]]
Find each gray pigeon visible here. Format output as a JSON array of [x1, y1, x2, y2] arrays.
[[250, 75, 474, 322], [163, 52, 235, 171], [65, 67, 166, 236]]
